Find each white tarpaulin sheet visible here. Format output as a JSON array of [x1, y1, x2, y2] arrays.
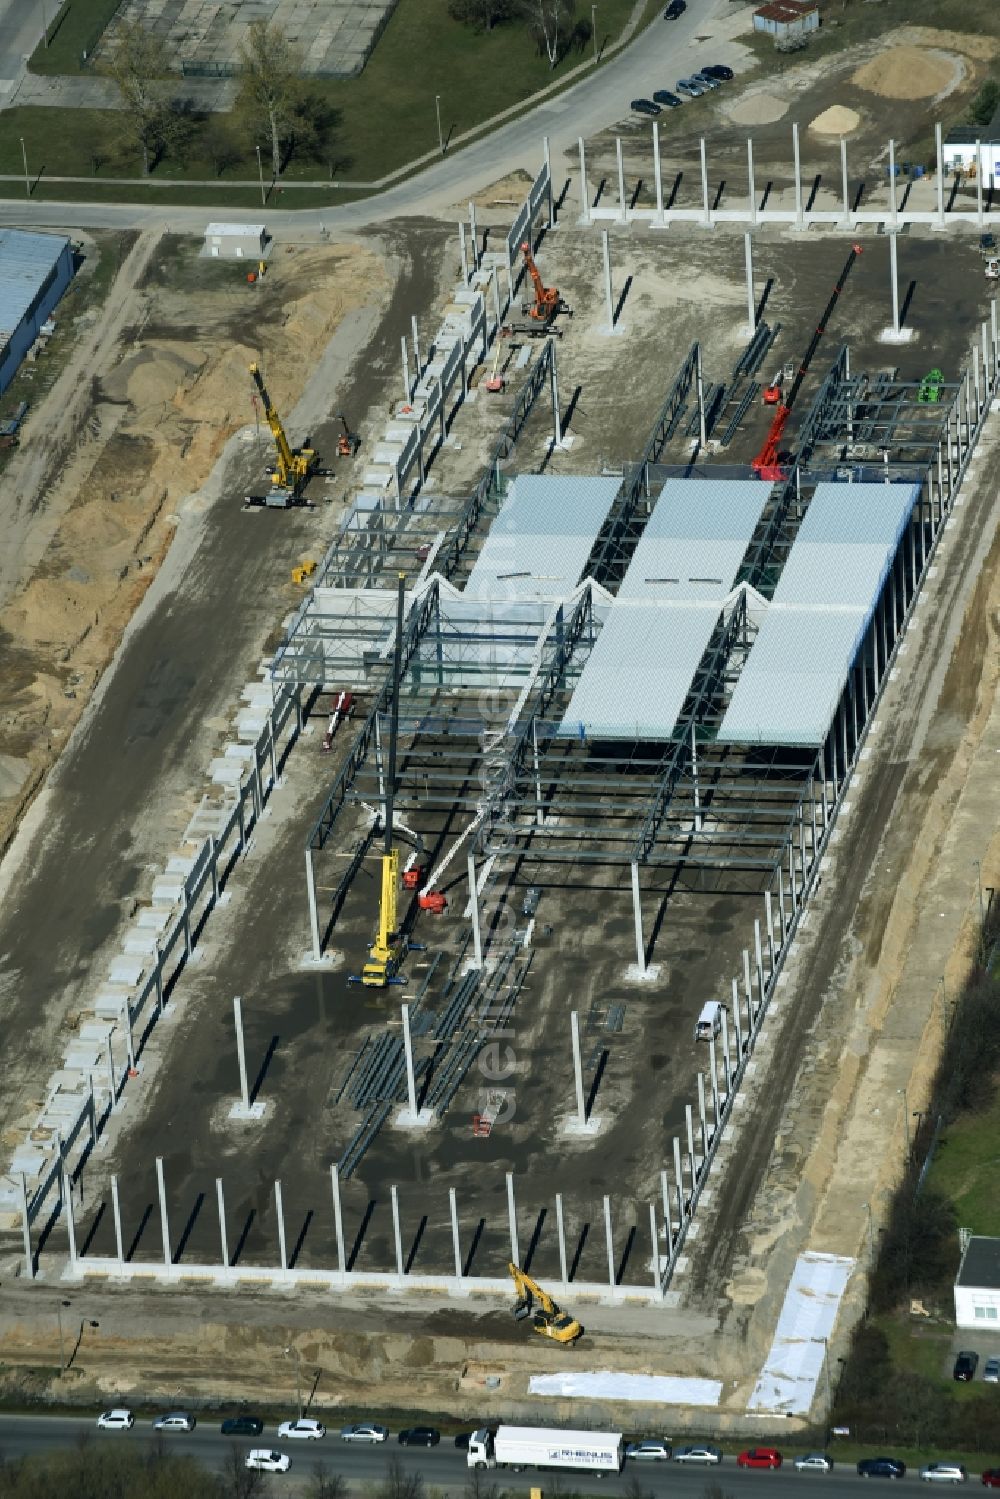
[[747, 1251, 855, 1415], [528, 1372, 723, 1405]]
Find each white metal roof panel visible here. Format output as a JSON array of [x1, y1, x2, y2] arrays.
[[560, 602, 721, 740], [205, 221, 265, 236], [619, 478, 771, 602], [465, 476, 620, 601], [748, 1252, 854, 1415]]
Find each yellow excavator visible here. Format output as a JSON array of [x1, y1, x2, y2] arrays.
[[507, 1262, 583, 1344], [247, 362, 318, 508]]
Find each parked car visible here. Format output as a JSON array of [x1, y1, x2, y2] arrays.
[[738, 1448, 783, 1470], [795, 1453, 834, 1473], [954, 1351, 979, 1382], [653, 90, 683, 107], [340, 1424, 388, 1443], [630, 98, 661, 116], [626, 1440, 672, 1461], [702, 63, 735, 80], [920, 1464, 967, 1484], [676, 79, 705, 97], [221, 1415, 264, 1436], [981, 1472, 1000, 1488], [664, 0, 686, 14], [277, 1419, 325, 1440], [984, 1356, 1000, 1383], [96, 1409, 134, 1431], [246, 1450, 291, 1473], [152, 1412, 196, 1432], [674, 1445, 723, 1464], [398, 1427, 441, 1447], [858, 1458, 907, 1479], [692, 71, 721, 89]]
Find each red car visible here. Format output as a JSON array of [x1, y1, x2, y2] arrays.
[[981, 1473, 1000, 1489], [738, 1448, 783, 1470]]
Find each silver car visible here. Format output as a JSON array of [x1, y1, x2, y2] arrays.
[[152, 1412, 196, 1432], [340, 1423, 388, 1443], [985, 1355, 1000, 1383], [674, 1445, 722, 1464], [795, 1453, 834, 1473], [919, 1464, 967, 1484], [693, 71, 721, 89], [626, 1440, 672, 1461]]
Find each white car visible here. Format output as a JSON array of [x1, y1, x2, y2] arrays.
[[340, 1423, 388, 1443], [985, 1356, 1000, 1383], [277, 1418, 325, 1440], [152, 1412, 196, 1432], [246, 1449, 291, 1472], [673, 1445, 722, 1464], [626, 1440, 672, 1461], [795, 1453, 834, 1473], [920, 1464, 967, 1484], [96, 1409, 134, 1431]]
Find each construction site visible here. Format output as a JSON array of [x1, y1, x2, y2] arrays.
[[0, 66, 999, 1430]]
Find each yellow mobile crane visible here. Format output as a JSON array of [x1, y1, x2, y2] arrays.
[[507, 1262, 584, 1344], [359, 574, 409, 988], [247, 362, 319, 508]]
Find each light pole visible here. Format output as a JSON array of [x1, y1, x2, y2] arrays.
[[20, 137, 29, 200], [255, 145, 265, 208], [283, 1344, 303, 1420], [55, 1298, 70, 1371], [435, 94, 444, 156], [592, 4, 598, 61]]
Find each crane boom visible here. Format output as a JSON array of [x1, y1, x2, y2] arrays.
[[520, 240, 562, 324], [752, 244, 862, 480], [250, 362, 296, 482], [361, 574, 409, 988], [507, 1261, 583, 1343], [248, 362, 318, 505]]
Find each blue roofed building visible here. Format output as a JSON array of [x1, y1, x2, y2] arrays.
[[0, 229, 75, 397]]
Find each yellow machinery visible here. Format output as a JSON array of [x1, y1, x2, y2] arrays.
[[248, 362, 318, 507], [507, 1261, 583, 1344], [291, 559, 317, 585]]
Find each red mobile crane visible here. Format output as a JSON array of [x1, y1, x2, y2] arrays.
[[503, 241, 572, 338], [752, 244, 863, 481]]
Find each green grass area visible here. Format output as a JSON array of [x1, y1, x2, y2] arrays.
[[29, 0, 123, 75], [925, 1089, 1000, 1237], [13, 0, 656, 195]]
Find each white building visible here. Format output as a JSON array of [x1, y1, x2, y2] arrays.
[[943, 108, 1000, 183], [752, 0, 819, 41], [954, 1235, 1000, 1328], [203, 222, 267, 259]]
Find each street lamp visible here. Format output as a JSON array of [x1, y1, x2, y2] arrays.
[[255, 145, 265, 208], [592, 4, 598, 62], [435, 94, 444, 156], [283, 1344, 303, 1420], [19, 137, 29, 200], [55, 1298, 71, 1372]]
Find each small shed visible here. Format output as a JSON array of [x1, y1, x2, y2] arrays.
[[943, 108, 1000, 182], [753, 0, 819, 39], [954, 1234, 1000, 1328], [203, 222, 267, 260], [0, 228, 74, 397]]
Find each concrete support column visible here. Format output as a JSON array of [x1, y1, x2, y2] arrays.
[[210, 834, 220, 907], [660, 1170, 674, 1255], [764, 889, 776, 976], [841, 137, 850, 225], [458, 221, 469, 282], [106, 1032, 117, 1113], [401, 335, 411, 401], [744, 231, 755, 333], [570, 1011, 586, 1124], [743, 948, 754, 1035], [467, 852, 483, 968], [20, 1173, 33, 1280], [720, 1007, 732, 1092], [709, 1035, 720, 1127], [63, 1168, 78, 1266], [305, 848, 322, 963], [111, 1173, 124, 1269], [793, 122, 803, 227], [673, 1135, 685, 1222], [700, 138, 711, 227], [889, 232, 900, 337], [543, 134, 554, 227], [449, 1186, 462, 1280], [754, 917, 765, 999], [155, 1156, 170, 1269], [603, 1195, 615, 1287], [888, 138, 898, 229], [506, 1172, 519, 1263], [275, 1180, 288, 1274], [747, 137, 757, 226], [697, 1072, 709, 1158], [936, 123, 945, 227], [601, 229, 614, 332], [216, 1177, 229, 1269], [556, 1192, 569, 1283], [977, 138, 985, 226], [401, 1002, 418, 1117], [630, 860, 645, 974], [578, 137, 590, 223], [685, 1103, 697, 1189], [469, 199, 479, 266], [653, 123, 664, 224], [731, 976, 743, 1058], [411, 314, 421, 378], [391, 1184, 404, 1279], [649, 1203, 661, 1296], [122, 999, 136, 1075], [550, 339, 562, 447], [331, 1165, 346, 1276], [616, 136, 627, 223], [234, 995, 250, 1111], [691, 721, 702, 831], [696, 344, 707, 448]]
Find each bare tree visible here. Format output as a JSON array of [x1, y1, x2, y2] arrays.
[[307, 1465, 348, 1499], [448, 0, 514, 29], [518, 0, 576, 67], [377, 1456, 426, 1499], [235, 19, 306, 180], [221, 1440, 272, 1499], [100, 20, 173, 175]]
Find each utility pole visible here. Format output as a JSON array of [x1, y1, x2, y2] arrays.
[[284, 1344, 303, 1420], [20, 138, 29, 199], [592, 4, 598, 61], [435, 95, 444, 156]]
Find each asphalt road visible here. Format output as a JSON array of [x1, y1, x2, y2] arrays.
[[0, 1415, 987, 1492], [0, 0, 738, 233], [0, 0, 41, 101]]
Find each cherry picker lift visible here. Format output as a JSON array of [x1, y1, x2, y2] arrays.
[[245, 362, 320, 508], [752, 244, 862, 482]]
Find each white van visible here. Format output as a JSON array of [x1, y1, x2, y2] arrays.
[[694, 1001, 723, 1042]]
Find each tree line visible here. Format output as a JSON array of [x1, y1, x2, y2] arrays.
[[448, 0, 595, 69]]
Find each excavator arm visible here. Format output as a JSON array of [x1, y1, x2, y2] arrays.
[[507, 1261, 583, 1343]]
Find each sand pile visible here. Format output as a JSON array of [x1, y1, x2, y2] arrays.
[[728, 92, 788, 125], [809, 105, 860, 136], [852, 45, 962, 100], [103, 347, 199, 409]]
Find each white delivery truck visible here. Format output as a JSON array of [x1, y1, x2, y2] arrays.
[[467, 1425, 624, 1475]]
